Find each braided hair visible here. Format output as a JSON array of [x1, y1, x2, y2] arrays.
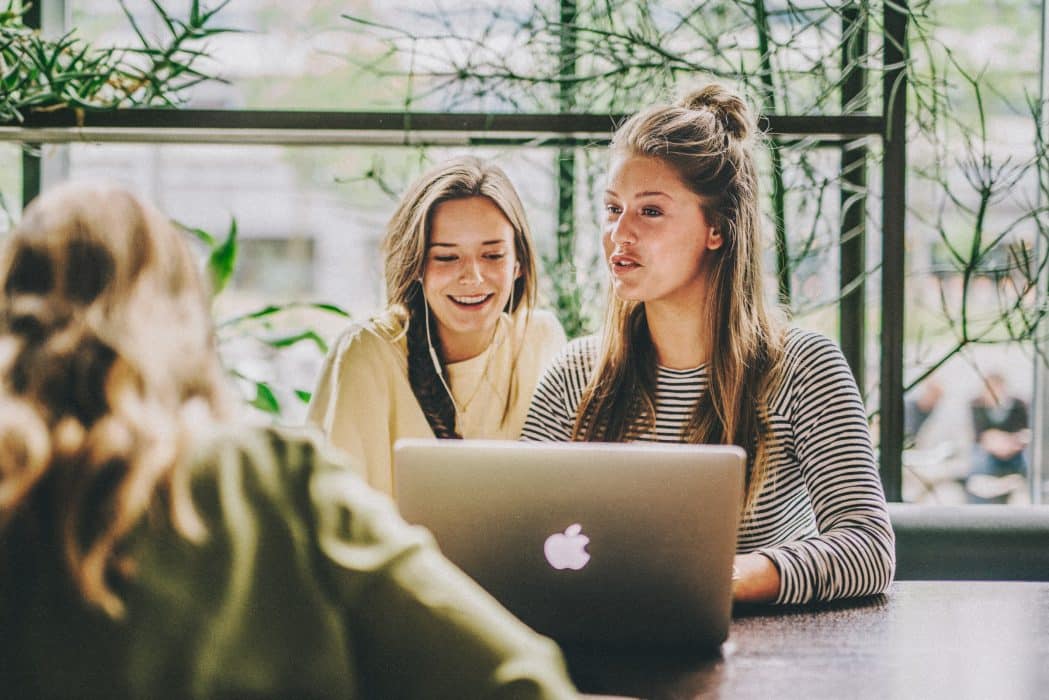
[[404, 286, 460, 438]]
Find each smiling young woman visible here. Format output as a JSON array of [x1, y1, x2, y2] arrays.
[[307, 157, 566, 496], [422, 196, 520, 363], [522, 84, 895, 606]]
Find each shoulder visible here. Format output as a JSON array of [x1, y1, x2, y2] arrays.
[[213, 427, 430, 555], [542, 334, 600, 382], [513, 308, 566, 347], [529, 308, 563, 333], [184, 424, 365, 512], [558, 334, 600, 367], [770, 327, 862, 411], [186, 424, 327, 487], [177, 424, 422, 578], [780, 327, 850, 376], [522, 335, 598, 438], [521, 308, 564, 335], [328, 315, 407, 367]]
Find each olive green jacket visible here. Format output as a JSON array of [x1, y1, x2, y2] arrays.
[[1, 426, 577, 699]]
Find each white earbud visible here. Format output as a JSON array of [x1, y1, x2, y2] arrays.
[[428, 344, 444, 376]]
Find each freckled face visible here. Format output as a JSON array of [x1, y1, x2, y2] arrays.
[[603, 155, 722, 308], [422, 196, 519, 362]]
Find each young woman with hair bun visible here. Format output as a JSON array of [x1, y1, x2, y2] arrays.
[[0, 182, 577, 698], [308, 156, 566, 496], [522, 84, 895, 605]]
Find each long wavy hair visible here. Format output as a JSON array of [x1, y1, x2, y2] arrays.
[[572, 84, 786, 511], [381, 156, 539, 438], [0, 182, 232, 617]]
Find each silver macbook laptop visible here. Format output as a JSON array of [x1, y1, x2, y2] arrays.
[[393, 439, 745, 649]]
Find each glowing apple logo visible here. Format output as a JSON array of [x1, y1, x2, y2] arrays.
[[543, 523, 591, 571]]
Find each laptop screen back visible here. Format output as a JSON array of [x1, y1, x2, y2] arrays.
[[393, 439, 745, 648]]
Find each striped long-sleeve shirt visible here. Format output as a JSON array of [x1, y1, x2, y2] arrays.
[[521, 328, 895, 604]]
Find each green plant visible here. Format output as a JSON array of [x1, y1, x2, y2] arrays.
[[903, 55, 1049, 390], [184, 219, 350, 417], [2, 2, 351, 419], [0, 0, 234, 123]]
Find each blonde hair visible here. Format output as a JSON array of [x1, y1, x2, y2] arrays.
[[381, 156, 539, 438], [0, 182, 232, 617], [573, 84, 785, 512]]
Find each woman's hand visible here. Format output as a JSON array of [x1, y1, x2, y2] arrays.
[[731, 552, 781, 603]]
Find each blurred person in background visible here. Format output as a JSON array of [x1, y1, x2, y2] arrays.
[[967, 371, 1030, 504], [904, 378, 944, 447]]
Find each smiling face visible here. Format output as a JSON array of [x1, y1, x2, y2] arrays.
[[422, 196, 519, 362], [603, 155, 723, 309]]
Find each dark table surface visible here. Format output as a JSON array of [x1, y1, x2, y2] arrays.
[[568, 581, 1049, 699]]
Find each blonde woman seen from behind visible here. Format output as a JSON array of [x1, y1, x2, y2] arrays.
[[0, 182, 577, 699], [522, 84, 895, 605], [308, 156, 566, 496]]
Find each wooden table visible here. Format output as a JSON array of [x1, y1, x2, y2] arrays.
[[568, 581, 1049, 699]]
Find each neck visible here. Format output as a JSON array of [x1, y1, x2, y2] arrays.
[[438, 319, 502, 364], [644, 298, 710, 370]]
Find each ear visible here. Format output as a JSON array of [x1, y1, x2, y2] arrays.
[[706, 228, 724, 251], [514, 259, 522, 278]]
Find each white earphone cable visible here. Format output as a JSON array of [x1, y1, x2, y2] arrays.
[[419, 271, 516, 421], [421, 282, 462, 416]]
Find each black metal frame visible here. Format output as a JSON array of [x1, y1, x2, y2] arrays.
[[840, 4, 869, 395], [19, 2, 42, 209], [8, 1, 908, 500], [10, 109, 883, 137], [881, 0, 909, 501]]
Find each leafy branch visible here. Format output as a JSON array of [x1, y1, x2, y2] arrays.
[[902, 33, 1049, 394], [188, 217, 350, 417], [0, 0, 235, 124]]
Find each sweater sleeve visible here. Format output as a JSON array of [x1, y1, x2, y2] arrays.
[[756, 331, 896, 604], [305, 441, 578, 699], [305, 325, 397, 493], [520, 338, 594, 442]]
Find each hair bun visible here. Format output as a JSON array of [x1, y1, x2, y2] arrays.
[[680, 85, 752, 140]]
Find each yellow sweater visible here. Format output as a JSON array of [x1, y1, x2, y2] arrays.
[[307, 309, 566, 496]]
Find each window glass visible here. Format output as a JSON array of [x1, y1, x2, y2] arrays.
[[0, 145, 19, 235], [67, 0, 870, 115], [38, 0, 1048, 504], [47, 141, 559, 421], [901, 0, 1043, 504], [69, 0, 439, 111]]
